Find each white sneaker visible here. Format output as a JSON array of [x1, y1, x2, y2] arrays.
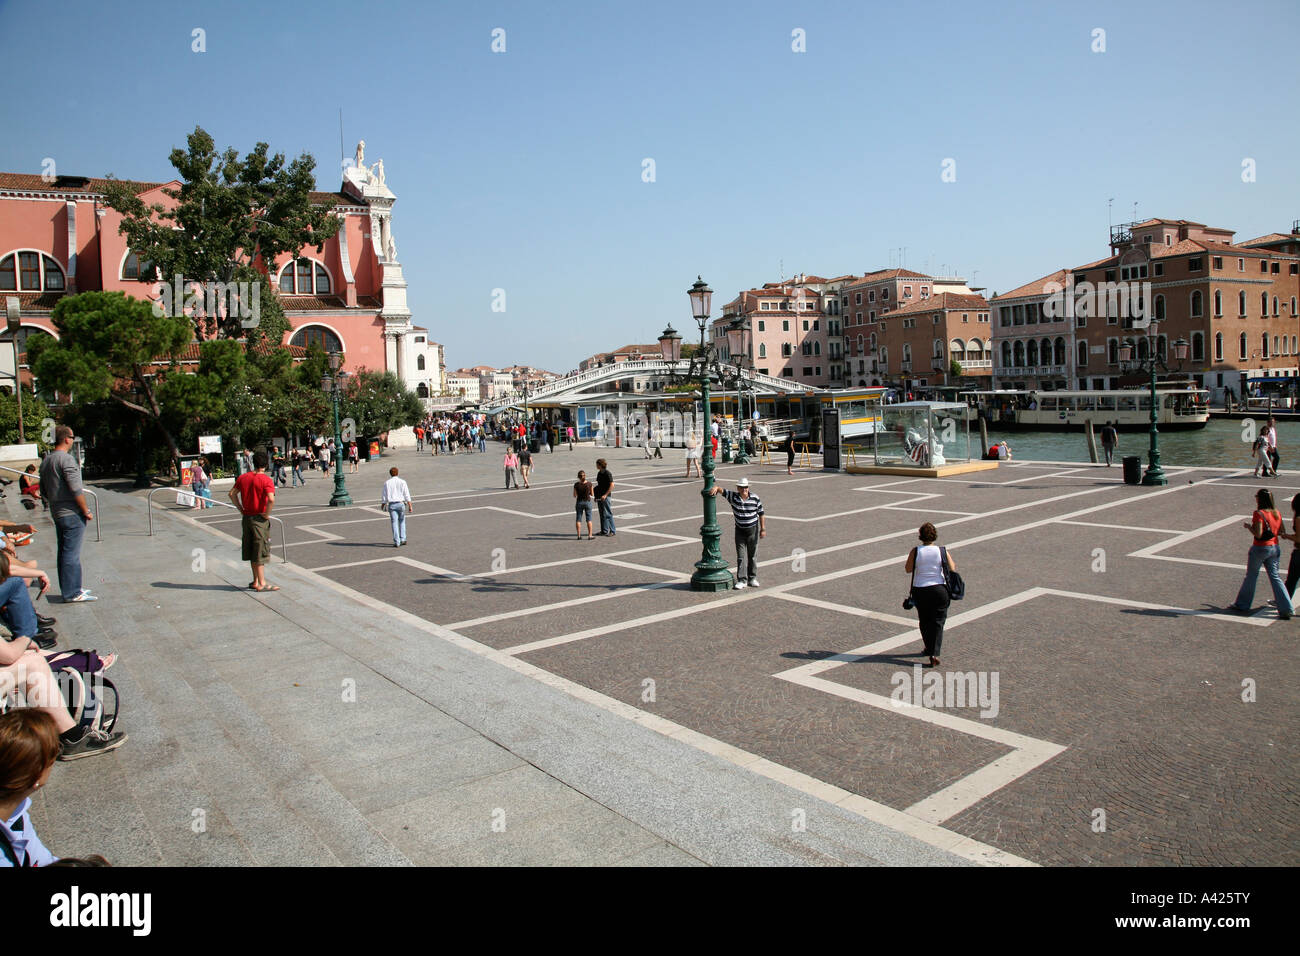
[[748, 579, 759, 588], [67, 591, 98, 603], [735, 580, 747, 590]]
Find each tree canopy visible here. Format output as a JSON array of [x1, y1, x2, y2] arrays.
[[102, 126, 339, 342]]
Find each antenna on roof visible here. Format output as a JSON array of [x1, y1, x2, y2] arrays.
[[1108, 197, 1114, 229], [338, 108, 345, 177], [1133, 201, 1138, 223]]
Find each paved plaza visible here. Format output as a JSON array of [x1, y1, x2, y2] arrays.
[[198, 443, 1297, 865], [23, 442, 1299, 866]]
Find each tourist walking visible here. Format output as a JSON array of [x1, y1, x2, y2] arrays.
[[348, 441, 359, 474], [708, 476, 766, 589], [229, 450, 278, 591], [594, 459, 615, 536], [1100, 422, 1118, 467], [1229, 488, 1293, 619], [504, 449, 520, 489], [291, 449, 306, 487], [567, 425, 575, 451], [380, 466, 413, 548], [783, 432, 795, 475], [38, 427, 96, 604], [685, 430, 702, 478], [519, 445, 533, 488], [574, 470, 594, 540], [415, 425, 424, 453], [1254, 426, 1274, 478], [1267, 417, 1281, 475], [905, 522, 957, 668]]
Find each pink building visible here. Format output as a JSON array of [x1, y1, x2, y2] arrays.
[[0, 142, 417, 393]]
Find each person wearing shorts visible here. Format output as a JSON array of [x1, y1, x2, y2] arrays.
[[574, 470, 594, 540], [230, 450, 277, 592]]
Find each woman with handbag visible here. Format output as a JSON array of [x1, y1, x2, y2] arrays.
[[1229, 488, 1293, 618], [904, 522, 958, 668]]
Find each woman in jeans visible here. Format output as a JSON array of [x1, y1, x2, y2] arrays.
[[1230, 488, 1293, 618], [573, 470, 594, 540], [1283, 494, 1300, 600], [905, 522, 957, 668]]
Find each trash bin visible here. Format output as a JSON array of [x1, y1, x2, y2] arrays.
[[1122, 455, 1141, 485], [529, 438, 539, 453]]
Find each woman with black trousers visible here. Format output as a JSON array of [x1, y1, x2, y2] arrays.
[[905, 522, 957, 668]]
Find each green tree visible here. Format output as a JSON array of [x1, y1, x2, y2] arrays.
[[949, 358, 963, 380], [0, 388, 54, 449], [102, 126, 339, 342], [28, 291, 238, 475], [339, 370, 423, 438]]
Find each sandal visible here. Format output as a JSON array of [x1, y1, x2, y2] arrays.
[[252, 584, 281, 592]]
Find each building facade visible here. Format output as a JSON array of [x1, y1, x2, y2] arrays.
[[0, 141, 423, 407]]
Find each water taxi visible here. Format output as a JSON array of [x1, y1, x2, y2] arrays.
[[961, 388, 1210, 431]]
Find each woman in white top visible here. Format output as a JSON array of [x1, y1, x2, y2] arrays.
[[904, 522, 957, 668], [685, 431, 702, 478]]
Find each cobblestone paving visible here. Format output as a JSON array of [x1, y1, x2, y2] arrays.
[[198, 444, 1299, 864]]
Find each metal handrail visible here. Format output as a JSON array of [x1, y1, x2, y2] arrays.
[[0, 461, 101, 542], [147, 485, 289, 564]]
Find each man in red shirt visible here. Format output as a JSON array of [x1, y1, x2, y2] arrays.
[[229, 450, 278, 592]]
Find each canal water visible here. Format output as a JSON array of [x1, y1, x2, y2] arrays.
[[978, 418, 1300, 467]]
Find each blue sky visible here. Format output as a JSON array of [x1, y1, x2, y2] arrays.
[[2, 0, 1298, 374]]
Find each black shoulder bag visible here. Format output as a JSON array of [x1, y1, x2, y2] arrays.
[[940, 546, 965, 600]]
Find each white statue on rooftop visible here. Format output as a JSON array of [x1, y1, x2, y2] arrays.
[[354, 140, 365, 170]]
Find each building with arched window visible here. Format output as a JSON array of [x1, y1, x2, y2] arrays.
[[992, 218, 1300, 401], [0, 146, 433, 432]]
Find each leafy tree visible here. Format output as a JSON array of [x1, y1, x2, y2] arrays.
[[28, 291, 239, 476], [0, 388, 54, 449], [339, 370, 423, 438], [102, 126, 339, 341], [949, 358, 963, 380]]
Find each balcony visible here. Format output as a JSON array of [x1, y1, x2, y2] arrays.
[[959, 359, 992, 370]]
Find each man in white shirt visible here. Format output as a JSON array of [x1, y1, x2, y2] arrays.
[[380, 467, 413, 547]]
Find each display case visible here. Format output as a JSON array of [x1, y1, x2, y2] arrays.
[[872, 402, 970, 468]]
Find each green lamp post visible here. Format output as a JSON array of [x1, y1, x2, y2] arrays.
[[324, 350, 353, 506], [665, 282, 734, 592], [1118, 333, 1188, 487]]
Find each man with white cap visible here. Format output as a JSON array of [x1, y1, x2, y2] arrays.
[[708, 476, 766, 588]]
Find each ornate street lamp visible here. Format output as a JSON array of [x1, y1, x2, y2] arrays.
[[323, 350, 353, 506], [684, 277, 733, 591], [1118, 332, 1188, 486]]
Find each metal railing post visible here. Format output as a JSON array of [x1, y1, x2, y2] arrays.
[[0, 462, 101, 543], [147, 483, 289, 564]]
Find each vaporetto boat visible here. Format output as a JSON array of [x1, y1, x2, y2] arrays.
[[961, 389, 1211, 431]]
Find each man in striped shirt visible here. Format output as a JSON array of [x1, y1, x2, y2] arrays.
[[709, 476, 766, 588]]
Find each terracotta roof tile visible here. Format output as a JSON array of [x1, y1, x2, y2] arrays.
[[4, 291, 66, 312], [888, 292, 988, 315], [0, 173, 164, 194], [1241, 232, 1299, 247], [991, 269, 1070, 302]]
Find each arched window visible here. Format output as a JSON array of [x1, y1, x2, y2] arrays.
[[1263, 333, 1270, 359], [1040, 337, 1051, 364], [289, 325, 343, 353], [1154, 295, 1166, 321], [1108, 338, 1119, 365], [1273, 296, 1280, 317], [416, 383, 429, 398], [1012, 341, 1025, 367], [0, 251, 64, 292], [869, 333, 877, 351], [278, 258, 332, 295], [1239, 291, 1247, 316], [1027, 340, 1039, 365], [1213, 290, 1222, 316], [758, 342, 766, 359], [902, 344, 912, 363], [1138, 338, 1149, 361], [1192, 332, 1204, 361], [1156, 335, 1167, 361], [1262, 293, 1269, 316], [1054, 337, 1066, 365], [1190, 291, 1202, 317], [950, 339, 965, 360], [1214, 332, 1222, 362], [0, 325, 55, 369], [1077, 340, 1088, 367], [1239, 332, 1247, 360], [933, 339, 944, 359], [416, 354, 426, 371], [1275, 335, 1282, 355], [121, 251, 157, 281], [856, 334, 864, 354], [1001, 341, 1012, 367], [880, 347, 888, 367], [1293, 335, 1297, 355], [813, 341, 821, 356]]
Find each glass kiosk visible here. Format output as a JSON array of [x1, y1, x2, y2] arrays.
[[872, 401, 970, 469]]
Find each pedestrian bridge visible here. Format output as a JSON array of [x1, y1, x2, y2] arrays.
[[525, 359, 819, 404]]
